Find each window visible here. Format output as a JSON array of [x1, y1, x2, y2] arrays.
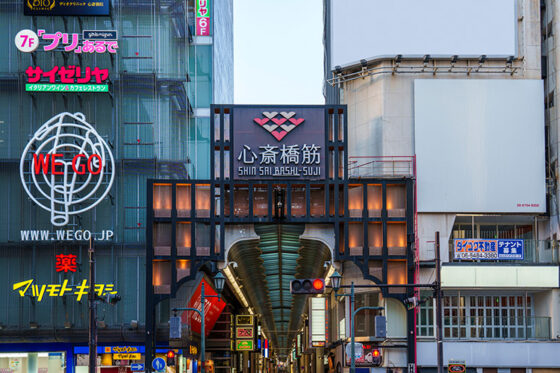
[[416, 291, 434, 337], [417, 292, 540, 340], [443, 293, 533, 339]]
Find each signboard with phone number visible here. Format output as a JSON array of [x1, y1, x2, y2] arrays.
[[454, 239, 524, 260]]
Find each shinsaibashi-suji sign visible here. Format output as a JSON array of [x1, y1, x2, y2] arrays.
[[233, 108, 325, 180]]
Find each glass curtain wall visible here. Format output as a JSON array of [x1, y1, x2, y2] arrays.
[[0, 0, 214, 329]]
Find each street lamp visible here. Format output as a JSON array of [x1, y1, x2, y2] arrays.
[[330, 272, 383, 373], [172, 272, 225, 373], [330, 270, 342, 292], [213, 271, 225, 294]]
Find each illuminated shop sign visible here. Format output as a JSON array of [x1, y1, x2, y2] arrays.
[[15, 29, 118, 53], [236, 340, 254, 351], [25, 66, 109, 92], [12, 252, 119, 301], [26, 84, 108, 92], [196, 0, 211, 36], [12, 278, 117, 302], [19, 112, 115, 228], [234, 109, 325, 180], [24, 0, 110, 16], [236, 327, 254, 339], [56, 254, 77, 272], [454, 239, 524, 260]]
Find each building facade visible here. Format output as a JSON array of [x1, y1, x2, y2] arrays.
[[323, 0, 560, 372], [0, 0, 232, 372]]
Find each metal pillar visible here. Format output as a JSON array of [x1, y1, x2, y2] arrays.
[[173, 281, 222, 373], [88, 238, 97, 373], [435, 231, 443, 373]]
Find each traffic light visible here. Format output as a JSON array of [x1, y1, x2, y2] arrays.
[[290, 278, 325, 294], [166, 350, 176, 367], [371, 348, 382, 366]]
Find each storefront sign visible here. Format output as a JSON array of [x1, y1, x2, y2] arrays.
[[105, 346, 140, 353], [19, 112, 115, 227], [56, 253, 77, 272], [24, 0, 110, 16], [15, 29, 118, 53], [196, 0, 211, 36], [233, 108, 325, 180], [26, 84, 109, 92], [236, 327, 254, 339], [113, 353, 141, 360], [454, 239, 524, 260], [26, 66, 109, 84], [344, 344, 379, 367], [448, 360, 466, 373], [236, 340, 254, 351], [181, 279, 226, 336], [12, 279, 117, 301], [236, 315, 253, 325]]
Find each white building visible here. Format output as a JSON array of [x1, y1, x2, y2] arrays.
[[324, 0, 560, 372]]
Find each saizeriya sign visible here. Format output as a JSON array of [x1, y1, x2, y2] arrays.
[[234, 108, 325, 180], [20, 112, 115, 230]]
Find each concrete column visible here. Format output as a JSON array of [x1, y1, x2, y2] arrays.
[[28, 353, 38, 373]]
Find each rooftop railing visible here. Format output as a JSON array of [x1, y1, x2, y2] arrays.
[[348, 156, 415, 178]]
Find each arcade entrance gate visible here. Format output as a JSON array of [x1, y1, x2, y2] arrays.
[[145, 105, 416, 369]]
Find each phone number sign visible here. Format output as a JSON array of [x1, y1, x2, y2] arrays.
[[454, 239, 524, 260]]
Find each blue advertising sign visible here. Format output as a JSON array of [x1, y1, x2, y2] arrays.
[[131, 363, 145, 371], [152, 357, 166, 372], [24, 0, 110, 16], [454, 239, 524, 260]]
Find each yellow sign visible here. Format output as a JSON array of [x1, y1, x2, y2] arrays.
[[113, 353, 141, 360], [236, 315, 253, 326], [12, 279, 117, 302]]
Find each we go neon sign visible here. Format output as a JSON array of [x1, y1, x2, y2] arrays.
[[20, 112, 115, 227]]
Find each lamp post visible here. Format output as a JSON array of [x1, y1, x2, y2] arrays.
[[173, 272, 225, 373], [330, 271, 384, 373]]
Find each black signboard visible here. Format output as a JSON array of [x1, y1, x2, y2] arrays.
[[233, 107, 325, 180], [24, 0, 110, 16]]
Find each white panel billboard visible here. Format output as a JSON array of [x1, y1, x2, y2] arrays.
[[414, 79, 545, 213], [330, 0, 516, 68]]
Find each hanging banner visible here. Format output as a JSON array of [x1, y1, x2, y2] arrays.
[[181, 279, 226, 336]]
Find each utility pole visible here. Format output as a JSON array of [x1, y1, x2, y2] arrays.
[[435, 232, 443, 373], [88, 237, 97, 373]]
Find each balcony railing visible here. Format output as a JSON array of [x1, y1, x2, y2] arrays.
[[449, 239, 560, 264], [348, 156, 415, 178], [442, 316, 551, 340]]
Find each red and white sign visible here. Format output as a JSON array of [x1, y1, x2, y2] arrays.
[[181, 279, 226, 336], [196, 0, 211, 36]]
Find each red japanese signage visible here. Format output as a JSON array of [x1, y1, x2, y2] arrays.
[[26, 66, 109, 84], [196, 0, 211, 36], [55, 254, 77, 273], [181, 279, 226, 336]]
